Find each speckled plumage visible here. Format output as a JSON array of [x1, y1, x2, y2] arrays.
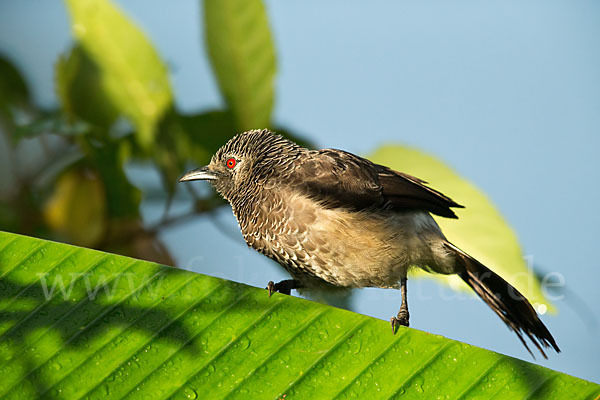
[[208, 130, 458, 289], [180, 129, 559, 358]]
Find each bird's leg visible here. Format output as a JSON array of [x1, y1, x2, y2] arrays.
[[391, 277, 410, 333], [266, 279, 302, 296]]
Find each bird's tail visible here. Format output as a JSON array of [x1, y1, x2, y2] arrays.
[[444, 242, 560, 358]]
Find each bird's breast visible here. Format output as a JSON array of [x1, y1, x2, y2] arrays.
[[235, 191, 444, 288]]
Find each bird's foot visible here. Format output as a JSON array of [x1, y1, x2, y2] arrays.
[[266, 280, 294, 297], [390, 309, 409, 334]]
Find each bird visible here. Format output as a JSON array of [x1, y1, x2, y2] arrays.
[[179, 129, 559, 358]]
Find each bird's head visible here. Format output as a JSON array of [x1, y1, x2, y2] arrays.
[[179, 129, 302, 202]]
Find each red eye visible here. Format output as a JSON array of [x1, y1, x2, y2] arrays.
[[226, 158, 236, 169]]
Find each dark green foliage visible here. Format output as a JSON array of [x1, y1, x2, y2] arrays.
[[0, 55, 29, 108], [55, 45, 119, 128], [0, 54, 31, 138]]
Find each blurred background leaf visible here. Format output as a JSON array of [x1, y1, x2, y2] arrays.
[[0, 55, 32, 140], [204, 0, 276, 131], [64, 0, 173, 148], [55, 45, 119, 128], [81, 137, 140, 219], [0, 55, 30, 112], [43, 168, 107, 247]]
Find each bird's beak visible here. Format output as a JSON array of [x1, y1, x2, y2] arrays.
[[179, 166, 218, 182]]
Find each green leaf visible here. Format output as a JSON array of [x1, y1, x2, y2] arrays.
[[1, 231, 597, 399], [176, 110, 238, 165], [64, 0, 173, 148], [42, 168, 107, 248], [55, 45, 119, 128], [204, 0, 276, 130], [0, 202, 20, 232], [369, 146, 555, 313], [12, 111, 90, 141], [0, 55, 29, 107], [82, 137, 141, 219], [0, 55, 31, 138]]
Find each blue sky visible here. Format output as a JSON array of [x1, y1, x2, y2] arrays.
[[1, 0, 599, 383]]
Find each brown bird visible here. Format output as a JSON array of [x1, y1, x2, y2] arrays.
[[180, 129, 559, 358]]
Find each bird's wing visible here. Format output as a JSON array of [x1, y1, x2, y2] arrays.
[[291, 149, 463, 218]]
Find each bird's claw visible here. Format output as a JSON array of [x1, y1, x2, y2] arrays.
[[390, 311, 409, 334], [266, 279, 296, 297]]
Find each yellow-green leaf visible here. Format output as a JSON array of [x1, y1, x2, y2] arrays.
[[43, 169, 107, 248], [64, 0, 173, 147], [204, 0, 276, 130], [369, 145, 554, 313]]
